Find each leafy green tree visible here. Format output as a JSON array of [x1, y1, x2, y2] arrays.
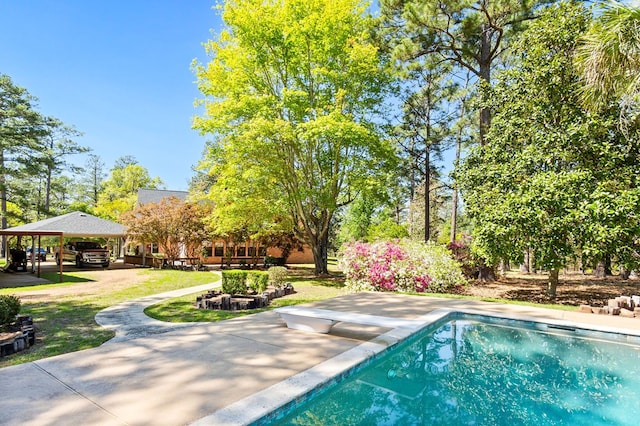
[[367, 218, 409, 241], [0, 75, 46, 231], [122, 197, 210, 264], [457, 2, 640, 296], [193, 0, 393, 274], [81, 154, 106, 207], [95, 157, 163, 221], [37, 118, 88, 217], [336, 192, 378, 244]]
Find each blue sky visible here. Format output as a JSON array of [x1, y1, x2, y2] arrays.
[[0, 0, 222, 191]]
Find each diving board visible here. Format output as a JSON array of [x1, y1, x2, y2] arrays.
[[274, 306, 421, 334]]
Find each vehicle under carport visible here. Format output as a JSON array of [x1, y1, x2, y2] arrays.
[[0, 211, 126, 282]]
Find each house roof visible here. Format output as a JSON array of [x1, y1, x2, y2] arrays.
[[137, 188, 188, 205], [0, 211, 126, 238]]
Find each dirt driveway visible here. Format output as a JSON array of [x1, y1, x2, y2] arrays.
[[1, 261, 148, 303]]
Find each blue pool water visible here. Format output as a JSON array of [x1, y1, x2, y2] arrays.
[[261, 314, 640, 425]]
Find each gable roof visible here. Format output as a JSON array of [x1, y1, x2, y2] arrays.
[[0, 211, 126, 238], [137, 188, 188, 205]]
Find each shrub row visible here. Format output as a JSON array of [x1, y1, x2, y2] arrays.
[[221, 270, 271, 294]]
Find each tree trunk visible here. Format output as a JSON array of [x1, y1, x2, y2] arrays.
[[520, 249, 530, 273], [604, 254, 612, 275], [449, 123, 461, 244], [311, 231, 329, 276], [477, 260, 496, 281], [594, 260, 606, 278], [424, 146, 430, 242], [0, 150, 6, 258], [547, 268, 559, 298], [620, 266, 631, 280], [450, 187, 458, 244], [450, 72, 469, 244], [478, 24, 492, 145]]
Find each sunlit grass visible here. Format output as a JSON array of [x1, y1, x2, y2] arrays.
[[145, 278, 347, 322], [0, 269, 219, 368]]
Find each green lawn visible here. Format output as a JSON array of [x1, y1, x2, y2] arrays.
[[145, 276, 347, 322], [0, 269, 219, 368]]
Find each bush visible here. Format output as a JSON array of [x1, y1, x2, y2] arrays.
[[447, 236, 479, 279], [338, 240, 466, 294], [221, 270, 248, 295], [268, 266, 288, 288], [247, 271, 269, 293], [0, 294, 21, 328], [264, 256, 285, 267]]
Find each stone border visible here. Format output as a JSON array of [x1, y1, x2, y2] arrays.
[[578, 295, 640, 318]]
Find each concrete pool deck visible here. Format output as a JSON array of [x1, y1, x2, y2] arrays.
[[1, 292, 640, 425]]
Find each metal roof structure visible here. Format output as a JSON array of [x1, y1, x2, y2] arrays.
[[0, 212, 126, 282], [0, 211, 126, 238], [137, 188, 188, 205]]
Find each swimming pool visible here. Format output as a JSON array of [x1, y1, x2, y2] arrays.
[[259, 313, 640, 425]]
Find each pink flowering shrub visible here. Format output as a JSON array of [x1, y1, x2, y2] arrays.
[[339, 240, 466, 293]]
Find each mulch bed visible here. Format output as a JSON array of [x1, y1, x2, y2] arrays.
[[462, 272, 640, 306]]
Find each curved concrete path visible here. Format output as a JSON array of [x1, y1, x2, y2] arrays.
[[95, 273, 221, 343]]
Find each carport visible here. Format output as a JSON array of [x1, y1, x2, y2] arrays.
[[0, 211, 126, 282]]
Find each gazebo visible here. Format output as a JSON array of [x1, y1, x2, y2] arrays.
[[0, 211, 126, 282]]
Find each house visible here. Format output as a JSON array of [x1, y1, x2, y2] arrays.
[[127, 189, 314, 267]]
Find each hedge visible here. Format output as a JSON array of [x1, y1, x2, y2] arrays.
[[221, 270, 248, 295]]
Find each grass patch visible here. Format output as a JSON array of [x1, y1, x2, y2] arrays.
[[41, 272, 94, 283], [0, 269, 219, 368], [145, 277, 347, 323]]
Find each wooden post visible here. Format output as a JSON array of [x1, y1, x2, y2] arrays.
[[58, 235, 64, 282]]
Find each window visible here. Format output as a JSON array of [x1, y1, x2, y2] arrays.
[[248, 246, 256, 257], [258, 246, 267, 256], [236, 244, 246, 257], [214, 242, 224, 257]]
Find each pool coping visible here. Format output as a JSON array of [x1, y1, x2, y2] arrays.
[[190, 307, 640, 425]]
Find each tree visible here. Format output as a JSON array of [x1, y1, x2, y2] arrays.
[[380, 0, 545, 143], [396, 58, 456, 241], [82, 154, 106, 207], [457, 2, 640, 296], [193, 0, 393, 275], [575, 0, 640, 120], [0, 74, 46, 255], [449, 71, 475, 243], [122, 197, 210, 265], [37, 118, 88, 216], [95, 157, 163, 221]]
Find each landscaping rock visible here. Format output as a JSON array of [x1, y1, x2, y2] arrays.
[[578, 305, 593, 314], [610, 307, 621, 315], [592, 307, 607, 315], [196, 285, 287, 311], [620, 308, 635, 318]]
